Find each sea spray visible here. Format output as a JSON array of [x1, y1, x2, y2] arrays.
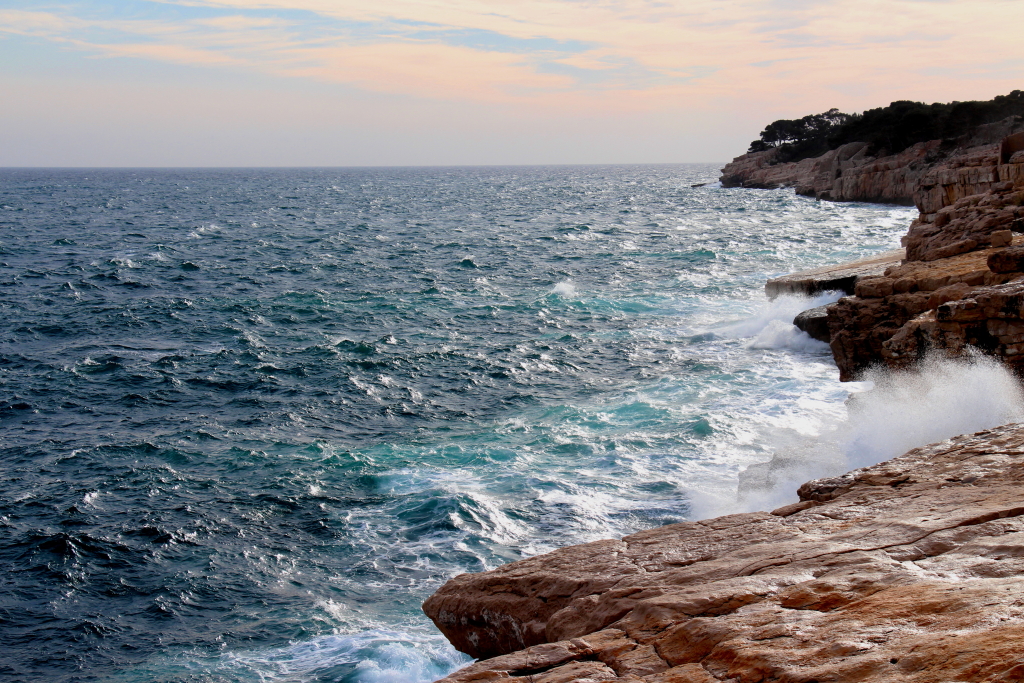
[[843, 352, 1024, 468], [734, 351, 1024, 513], [549, 280, 576, 297], [113, 629, 469, 683], [722, 291, 842, 342]]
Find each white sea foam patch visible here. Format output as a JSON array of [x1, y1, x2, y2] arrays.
[[843, 352, 1024, 469], [745, 319, 829, 353], [164, 629, 469, 683], [732, 353, 1024, 514], [550, 280, 576, 297]]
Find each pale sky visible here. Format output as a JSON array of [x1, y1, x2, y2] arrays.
[[1, 0, 1022, 166]]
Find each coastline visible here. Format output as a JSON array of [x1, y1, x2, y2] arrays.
[[422, 125, 1024, 682], [426, 423, 1024, 683]]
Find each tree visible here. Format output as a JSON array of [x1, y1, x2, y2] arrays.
[[746, 92, 1024, 164], [747, 108, 855, 161]]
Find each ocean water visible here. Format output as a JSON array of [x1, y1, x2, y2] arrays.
[[0, 165, 937, 681]]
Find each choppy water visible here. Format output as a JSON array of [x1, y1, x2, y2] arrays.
[[0, 166, 918, 682]]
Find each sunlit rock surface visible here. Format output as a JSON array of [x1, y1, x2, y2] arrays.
[[764, 249, 904, 300]]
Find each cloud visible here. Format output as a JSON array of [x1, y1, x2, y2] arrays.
[[0, 9, 80, 36], [281, 42, 574, 100], [0, 0, 1020, 112]]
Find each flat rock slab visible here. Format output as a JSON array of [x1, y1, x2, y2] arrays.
[[765, 248, 905, 299], [425, 423, 1024, 683]]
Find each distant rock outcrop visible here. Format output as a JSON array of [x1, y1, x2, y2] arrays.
[[426, 424, 1024, 682], [720, 116, 1024, 208]]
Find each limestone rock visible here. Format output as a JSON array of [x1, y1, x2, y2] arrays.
[[903, 189, 1023, 262], [427, 424, 1024, 682], [720, 118, 1024, 212], [822, 223, 1024, 379], [729, 132, 1024, 382]]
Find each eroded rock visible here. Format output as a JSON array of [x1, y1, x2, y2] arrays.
[[720, 116, 1024, 208], [989, 245, 1024, 274], [764, 249, 904, 299]]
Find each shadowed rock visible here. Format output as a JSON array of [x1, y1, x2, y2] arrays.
[[989, 245, 1024, 274], [793, 305, 831, 342]]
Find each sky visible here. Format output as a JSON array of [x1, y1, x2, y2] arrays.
[[1, 0, 1022, 166]]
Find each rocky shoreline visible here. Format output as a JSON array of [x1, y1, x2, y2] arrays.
[[425, 424, 1024, 682], [422, 120, 1024, 682], [735, 119, 1024, 381]]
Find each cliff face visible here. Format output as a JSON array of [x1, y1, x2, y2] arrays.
[[719, 117, 1024, 208], [825, 241, 1024, 380], [426, 424, 1024, 682], [720, 140, 921, 204]]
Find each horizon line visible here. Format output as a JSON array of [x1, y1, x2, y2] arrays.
[[0, 161, 727, 170]]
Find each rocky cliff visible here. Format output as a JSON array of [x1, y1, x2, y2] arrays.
[[738, 121, 1024, 381], [825, 145, 1024, 380], [426, 424, 1024, 682]]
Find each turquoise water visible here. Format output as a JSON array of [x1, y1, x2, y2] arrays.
[[0, 165, 914, 681]]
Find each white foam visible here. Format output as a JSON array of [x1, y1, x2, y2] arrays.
[[214, 629, 469, 683], [550, 280, 575, 297], [730, 353, 1024, 514], [745, 319, 828, 352], [843, 352, 1024, 469], [719, 291, 841, 340]]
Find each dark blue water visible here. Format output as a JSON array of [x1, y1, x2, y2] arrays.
[[0, 166, 913, 682]]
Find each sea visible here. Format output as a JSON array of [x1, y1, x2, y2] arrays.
[[3, 165, 1020, 683]]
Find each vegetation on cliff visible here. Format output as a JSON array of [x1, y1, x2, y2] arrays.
[[749, 90, 1024, 163]]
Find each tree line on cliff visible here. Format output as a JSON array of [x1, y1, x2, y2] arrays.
[[749, 90, 1024, 163]]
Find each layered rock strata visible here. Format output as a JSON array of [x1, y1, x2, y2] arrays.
[[764, 249, 904, 299], [827, 176, 1024, 379], [426, 424, 1024, 682], [826, 236, 1024, 380]]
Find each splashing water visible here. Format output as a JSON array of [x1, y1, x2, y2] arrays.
[[734, 352, 1024, 514], [550, 280, 576, 297]]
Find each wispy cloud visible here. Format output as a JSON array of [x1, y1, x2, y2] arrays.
[[0, 0, 1020, 109]]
